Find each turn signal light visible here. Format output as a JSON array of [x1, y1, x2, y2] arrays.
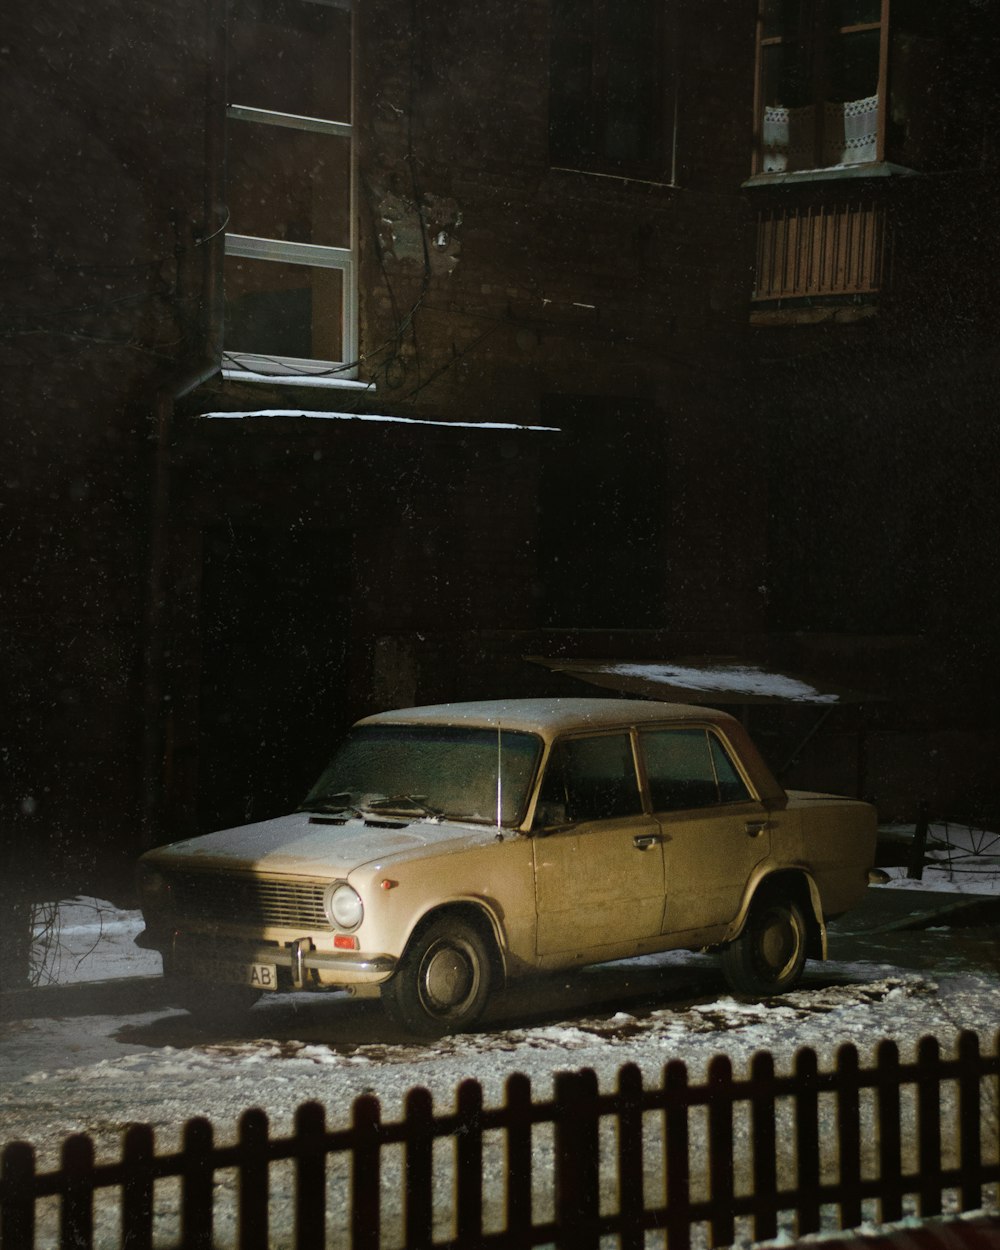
[[334, 933, 359, 950]]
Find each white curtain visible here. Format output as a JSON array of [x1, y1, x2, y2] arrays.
[[823, 94, 879, 166], [763, 94, 879, 171], [762, 103, 816, 172]]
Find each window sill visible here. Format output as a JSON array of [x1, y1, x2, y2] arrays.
[[222, 353, 368, 390], [743, 161, 917, 188], [549, 165, 680, 191]]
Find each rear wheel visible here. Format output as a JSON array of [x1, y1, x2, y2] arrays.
[[720, 896, 807, 996], [383, 915, 494, 1036]]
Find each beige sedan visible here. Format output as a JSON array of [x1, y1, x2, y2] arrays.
[[137, 699, 879, 1034]]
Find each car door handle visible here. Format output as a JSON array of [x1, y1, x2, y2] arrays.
[[744, 820, 768, 837], [633, 834, 661, 850]]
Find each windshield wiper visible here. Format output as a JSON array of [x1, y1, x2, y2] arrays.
[[297, 792, 362, 817], [363, 795, 442, 818]]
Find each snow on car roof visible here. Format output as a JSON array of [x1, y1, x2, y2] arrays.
[[356, 698, 737, 735]]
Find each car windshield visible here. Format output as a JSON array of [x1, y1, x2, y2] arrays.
[[303, 724, 543, 826]]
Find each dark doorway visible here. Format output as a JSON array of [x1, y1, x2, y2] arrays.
[[539, 395, 664, 628], [198, 525, 351, 832]]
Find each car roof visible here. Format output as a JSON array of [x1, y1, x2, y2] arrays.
[[356, 698, 739, 737]]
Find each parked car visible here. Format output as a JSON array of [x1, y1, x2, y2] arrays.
[[136, 699, 880, 1034]]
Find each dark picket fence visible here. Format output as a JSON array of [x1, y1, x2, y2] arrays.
[[2, 1030, 998, 1250]]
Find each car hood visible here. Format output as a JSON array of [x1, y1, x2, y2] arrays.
[[145, 811, 507, 878]]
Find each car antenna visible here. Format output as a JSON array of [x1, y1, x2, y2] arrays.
[[496, 721, 503, 832]]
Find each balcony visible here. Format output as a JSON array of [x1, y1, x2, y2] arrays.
[[752, 198, 889, 320]]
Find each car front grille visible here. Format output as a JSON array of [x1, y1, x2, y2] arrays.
[[168, 872, 330, 930]]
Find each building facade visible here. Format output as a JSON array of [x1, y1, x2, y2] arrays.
[[3, 0, 998, 932]]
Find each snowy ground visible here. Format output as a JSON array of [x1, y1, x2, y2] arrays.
[[2, 823, 998, 1247]]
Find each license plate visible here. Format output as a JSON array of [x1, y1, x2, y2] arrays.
[[178, 958, 278, 990]]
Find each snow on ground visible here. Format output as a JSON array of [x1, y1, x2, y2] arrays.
[[2, 822, 998, 1246], [878, 822, 1000, 894]]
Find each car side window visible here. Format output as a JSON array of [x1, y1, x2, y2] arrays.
[[537, 733, 643, 823], [640, 728, 751, 812]]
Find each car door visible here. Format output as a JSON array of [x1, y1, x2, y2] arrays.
[[637, 727, 771, 936], [532, 731, 665, 957]]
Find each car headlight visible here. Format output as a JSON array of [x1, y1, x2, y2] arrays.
[[326, 883, 363, 931]]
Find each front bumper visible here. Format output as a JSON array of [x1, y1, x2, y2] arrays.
[[139, 928, 397, 989]]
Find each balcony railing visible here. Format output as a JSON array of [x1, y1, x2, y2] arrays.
[[753, 199, 888, 303]]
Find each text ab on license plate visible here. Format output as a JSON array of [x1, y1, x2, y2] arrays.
[[182, 958, 278, 990]]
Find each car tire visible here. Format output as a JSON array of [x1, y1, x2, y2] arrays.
[[173, 982, 261, 1024], [720, 895, 807, 996], [382, 915, 494, 1037]]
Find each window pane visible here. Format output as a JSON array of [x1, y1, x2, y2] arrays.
[[230, 0, 351, 121], [829, 0, 881, 28], [762, 0, 805, 41], [540, 735, 642, 822], [228, 123, 350, 247], [761, 39, 811, 108], [827, 28, 881, 100], [549, 0, 662, 170], [709, 738, 751, 804], [824, 29, 880, 163], [224, 255, 344, 362], [761, 42, 816, 171], [549, 31, 594, 163], [641, 729, 720, 812], [603, 0, 660, 162]]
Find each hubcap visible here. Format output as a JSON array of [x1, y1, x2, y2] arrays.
[[421, 942, 475, 1012], [758, 908, 799, 975]]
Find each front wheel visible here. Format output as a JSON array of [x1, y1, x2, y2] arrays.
[[382, 915, 494, 1037], [720, 897, 807, 996]]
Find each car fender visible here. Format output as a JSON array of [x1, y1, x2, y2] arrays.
[[400, 893, 513, 981], [727, 866, 828, 960]]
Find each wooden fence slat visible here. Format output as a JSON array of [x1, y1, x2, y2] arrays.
[[707, 1055, 736, 1250], [917, 1035, 944, 1218], [750, 1050, 778, 1243], [503, 1073, 533, 1250], [351, 1095, 381, 1250], [61, 1133, 95, 1250], [663, 1059, 692, 1250], [237, 1108, 269, 1250], [794, 1047, 822, 1236], [836, 1043, 863, 1230], [2, 1141, 37, 1250], [957, 1031, 983, 1212], [456, 1080, 484, 1245], [616, 1063, 645, 1250], [875, 1039, 903, 1224], [180, 1117, 214, 1250], [121, 1123, 155, 1250], [403, 1087, 434, 1250], [294, 1102, 326, 1250], [554, 1069, 599, 1250]]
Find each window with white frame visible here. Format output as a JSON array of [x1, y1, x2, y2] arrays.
[[224, 0, 356, 378]]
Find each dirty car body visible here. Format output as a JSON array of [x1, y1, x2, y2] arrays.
[[137, 699, 879, 1034]]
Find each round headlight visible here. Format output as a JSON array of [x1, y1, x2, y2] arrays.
[[327, 883, 363, 931]]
